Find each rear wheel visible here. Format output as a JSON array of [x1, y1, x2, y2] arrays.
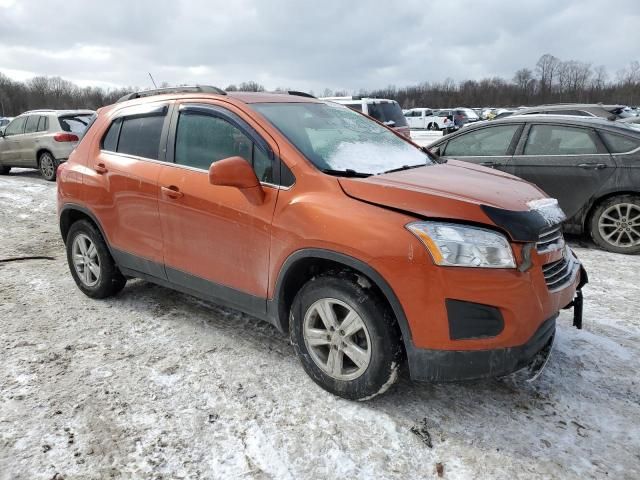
[[66, 220, 127, 298], [590, 195, 640, 254], [428, 123, 440, 131], [290, 273, 402, 400], [39, 151, 58, 181], [0, 166, 10, 175]]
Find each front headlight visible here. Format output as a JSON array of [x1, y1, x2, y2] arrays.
[[407, 221, 516, 268]]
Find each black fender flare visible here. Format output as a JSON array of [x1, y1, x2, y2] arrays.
[[59, 203, 112, 254], [270, 248, 414, 349]]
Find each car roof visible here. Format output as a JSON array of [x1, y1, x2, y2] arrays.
[[434, 114, 640, 141], [20, 109, 96, 116]]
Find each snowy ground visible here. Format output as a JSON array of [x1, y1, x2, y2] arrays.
[[0, 169, 639, 480]]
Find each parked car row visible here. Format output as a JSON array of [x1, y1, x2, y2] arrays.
[[0, 109, 96, 180], [404, 107, 480, 131]]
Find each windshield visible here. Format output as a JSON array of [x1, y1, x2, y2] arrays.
[[366, 101, 408, 127], [252, 102, 431, 175]]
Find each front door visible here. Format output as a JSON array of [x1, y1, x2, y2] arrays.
[[440, 123, 523, 172], [511, 123, 617, 220], [0, 116, 27, 164], [158, 102, 279, 314]]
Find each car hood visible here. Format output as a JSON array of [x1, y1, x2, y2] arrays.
[[338, 159, 565, 242]]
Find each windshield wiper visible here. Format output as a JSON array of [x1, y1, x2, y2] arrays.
[[382, 164, 426, 174], [321, 168, 372, 178]]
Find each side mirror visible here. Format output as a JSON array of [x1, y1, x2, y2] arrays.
[[209, 156, 264, 204]]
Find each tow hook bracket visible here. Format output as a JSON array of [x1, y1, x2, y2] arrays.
[[526, 334, 554, 382], [572, 290, 583, 330]]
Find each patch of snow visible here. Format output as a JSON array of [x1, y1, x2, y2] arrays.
[[527, 197, 567, 225]]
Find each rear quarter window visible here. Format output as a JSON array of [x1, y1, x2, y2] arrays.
[[599, 131, 640, 153]]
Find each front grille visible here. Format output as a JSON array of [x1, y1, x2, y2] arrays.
[[536, 225, 565, 253], [542, 254, 574, 291]]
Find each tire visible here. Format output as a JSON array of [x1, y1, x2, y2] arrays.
[[39, 151, 58, 181], [290, 272, 402, 400], [0, 166, 10, 175], [589, 194, 640, 254], [428, 123, 440, 131], [66, 220, 127, 298]]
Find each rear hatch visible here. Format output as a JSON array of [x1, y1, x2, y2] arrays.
[[367, 101, 411, 137]]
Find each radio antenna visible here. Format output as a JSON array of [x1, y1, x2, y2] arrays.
[[148, 72, 158, 89]]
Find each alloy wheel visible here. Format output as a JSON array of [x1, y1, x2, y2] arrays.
[[597, 202, 640, 248], [72, 233, 101, 287], [302, 298, 372, 381], [40, 154, 55, 179]]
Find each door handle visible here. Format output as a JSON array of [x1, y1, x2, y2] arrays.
[[480, 161, 497, 167], [578, 163, 607, 170], [95, 163, 108, 174], [161, 185, 184, 199]]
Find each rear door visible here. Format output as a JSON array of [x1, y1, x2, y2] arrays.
[[19, 115, 41, 166], [86, 102, 170, 278], [511, 123, 616, 219], [439, 123, 523, 171]]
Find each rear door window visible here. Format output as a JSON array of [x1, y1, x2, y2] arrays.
[[524, 125, 598, 155], [117, 115, 165, 160], [36, 116, 48, 132], [599, 131, 640, 153], [24, 115, 39, 134], [444, 125, 520, 156]]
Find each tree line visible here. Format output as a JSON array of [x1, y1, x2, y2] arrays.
[[1, 54, 639, 116], [360, 54, 640, 109]]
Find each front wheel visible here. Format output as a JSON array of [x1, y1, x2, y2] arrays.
[[39, 152, 58, 181], [66, 220, 127, 298], [290, 273, 402, 400], [428, 123, 440, 131], [590, 195, 640, 254]]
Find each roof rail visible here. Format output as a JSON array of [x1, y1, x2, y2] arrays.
[[116, 85, 227, 103], [287, 90, 316, 99]]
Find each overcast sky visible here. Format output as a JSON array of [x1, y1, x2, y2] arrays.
[[0, 0, 638, 92]]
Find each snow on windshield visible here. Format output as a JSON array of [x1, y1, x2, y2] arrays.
[[322, 140, 427, 174]]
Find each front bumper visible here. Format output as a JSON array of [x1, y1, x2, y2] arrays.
[[389, 248, 587, 382], [406, 315, 557, 382]]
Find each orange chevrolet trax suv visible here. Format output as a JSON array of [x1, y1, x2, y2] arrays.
[[57, 86, 587, 400]]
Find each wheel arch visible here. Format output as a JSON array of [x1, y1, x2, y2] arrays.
[[583, 189, 640, 230], [36, 148, 54, 165], [59, 204, 111, 252], [270, 249, 412, 349]]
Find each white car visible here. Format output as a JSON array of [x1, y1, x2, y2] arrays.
[[0, 109, 95, 180], [403, 108, 446, 130], [319, 96, 410, 137]]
